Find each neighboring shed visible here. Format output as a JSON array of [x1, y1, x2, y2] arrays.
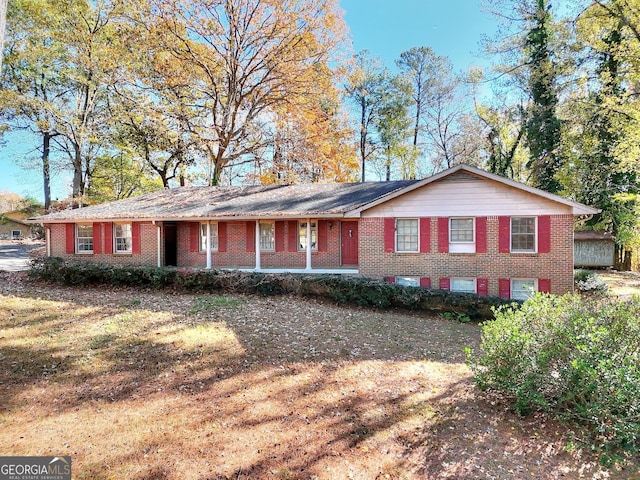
[[574, 230, 615, 268]]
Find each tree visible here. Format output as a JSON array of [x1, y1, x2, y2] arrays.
[[344, 51, 390, 181], [139, 0, 348, 186], [396, 46, 450, 153], [524, 0, 562, 193], [0, 0, 67, 210], [375, 75, 414, 180]]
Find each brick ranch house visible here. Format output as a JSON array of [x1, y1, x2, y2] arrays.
[[30, 165, 599, 300]]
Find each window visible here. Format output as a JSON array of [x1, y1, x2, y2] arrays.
[[511, 279, 536, 301], [200, 222, 219, 251], [76, 224, 93, 253], [259, 222, 275, 251], [11, 230, 21, 239], [511, 217, 536, 252], [114, 223, 132, 253], [298, 221, 318, 251], [450, 217, 474, 253], [396, 276, 419, 287], [451, 278, 476, 293], [396, 219, 418, 252]]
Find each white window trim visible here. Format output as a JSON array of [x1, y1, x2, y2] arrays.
[[395, 276, 420, 287], [11, 230, 21, 239], [76, 224, 93, 254], [449, 217, 475, 253], [395, 218, 419, 253], [450, 277, 477, 294], [298, 220, 318, 252], [511, 278, 538, 301], [114, 223, 133, 254], [259, 221, 275, 252], [200, 222, 219, 252], [510, 216, 538, 254]]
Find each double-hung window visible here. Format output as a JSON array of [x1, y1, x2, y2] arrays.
[[450, 278, 476, 294], [114, 223, 132, 253], [259, 222, 275, 251], [511, 217, 536, 253], [449, 217, 474, 253], [200, 222, 219, 252], [76, 224, 93, 253], [298, 221, 318, 251], [396, 219, 418, 252], [511, 279, 536, 301]]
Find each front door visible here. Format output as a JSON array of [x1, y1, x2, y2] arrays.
[[341, 221, 359, 266], [164, 223, 177, 266]]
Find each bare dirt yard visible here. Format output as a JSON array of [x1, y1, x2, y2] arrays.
[[0, 272, 638, 480]]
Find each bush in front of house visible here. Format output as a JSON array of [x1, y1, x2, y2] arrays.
[[29, 257, 513, 319], [467, 293, 640, 461], [574, 269, 609, 295]]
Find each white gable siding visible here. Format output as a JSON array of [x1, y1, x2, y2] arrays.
[[362, 175, 572, 217]]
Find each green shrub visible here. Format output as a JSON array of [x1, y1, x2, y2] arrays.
[[28, 258, 512, 319], [574, 269, 609, 295], [467, 293, 640, 458]]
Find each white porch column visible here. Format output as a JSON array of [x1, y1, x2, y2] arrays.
[[206, 222, 212, 269], [255, 220, 261, 270], [155, 221, 161, 267], [45, 227, 51, 257], [305, 218, 312, 271]]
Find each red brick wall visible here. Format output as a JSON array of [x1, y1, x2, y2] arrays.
[[48, 222, 159, 266], [359, 215, 575, 296], [48, 214, 576, 296]]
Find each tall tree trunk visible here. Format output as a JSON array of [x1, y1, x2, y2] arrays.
[[42, 131, 52, 211], [72, 143, 83, 201]]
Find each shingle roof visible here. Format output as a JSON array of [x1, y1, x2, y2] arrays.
[[31, 181, 419, 222]]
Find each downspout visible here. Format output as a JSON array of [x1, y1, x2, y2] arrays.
[[306, 218, 312, 271], [255, 220, 261, 271], [206, 221, 212, 269]]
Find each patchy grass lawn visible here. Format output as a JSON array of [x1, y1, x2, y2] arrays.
[[0, 273, 637, 480]]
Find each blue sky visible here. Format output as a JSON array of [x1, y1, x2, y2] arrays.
[[0, 1, 498, 203]]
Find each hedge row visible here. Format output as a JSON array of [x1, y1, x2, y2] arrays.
[[29, 257, 515, 319]]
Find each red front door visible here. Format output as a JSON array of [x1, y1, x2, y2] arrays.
[[341, 221, 359, 266]]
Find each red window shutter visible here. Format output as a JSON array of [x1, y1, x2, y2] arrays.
[[103, 222, 113, 254], [385, 276, 395, 283], [476, 217, 487, 253], [274, 221, 285, 252], [538, 215, 551, 253], [65, 223, 75, 254], [437, 217, 449, 253], [498, 278, 511, 298], [384, 218, 395, 253], [439, 277, 450, 290], [288, 221, 298, 251], [92, 223, 102, 255], [218, 222, 227, 252], [420, 277, 431, 288], [132, 222, 141, 254], [498, 216, 511, 253], [477, 278, 489, 297], [419, 217, 431, 253], [189, 222, 199, 252], [318, 220, 328, 252], [538, 278, 551, 293], [246, 221, 255, 252]]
